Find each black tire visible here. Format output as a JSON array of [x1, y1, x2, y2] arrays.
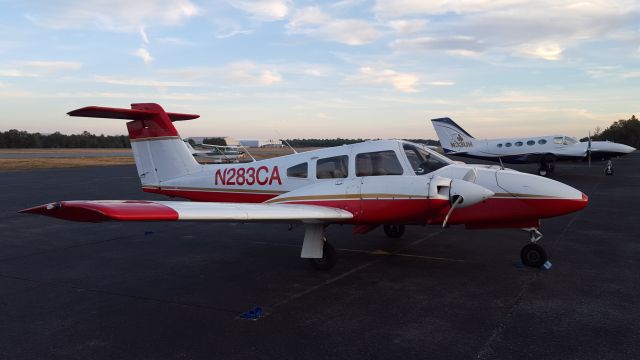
[[383, 224, 406, 238], [308, 242, 336, 270], [520, 243, 548, 268]]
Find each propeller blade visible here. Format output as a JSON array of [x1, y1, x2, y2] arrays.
[[442, 195, 463, 228], [588, 131, 592, 167]]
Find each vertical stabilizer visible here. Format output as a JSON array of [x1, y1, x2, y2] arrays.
[[67, 103, 201, 187], [430, 117, 476, 153]]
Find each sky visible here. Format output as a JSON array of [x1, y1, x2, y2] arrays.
[[0, 0, 639, 140]]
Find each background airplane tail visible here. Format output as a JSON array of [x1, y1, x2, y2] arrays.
[[431, 117, 476, 153], [68, 103, 201, 187]]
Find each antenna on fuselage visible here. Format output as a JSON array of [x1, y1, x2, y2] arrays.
[[276, 129, 298, 154], [239, 144, 256, 162]]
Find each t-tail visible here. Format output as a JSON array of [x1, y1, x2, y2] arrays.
[[67, 103, 202, 188], [431, 117, 476, 154]]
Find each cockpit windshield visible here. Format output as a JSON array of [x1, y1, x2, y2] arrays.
[[563, 136, 578, 145], [402, 143, 452, 175]]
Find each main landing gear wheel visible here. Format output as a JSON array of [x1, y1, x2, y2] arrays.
[[520, 243, 547, 268], [308, 241, 336, 270], [383, 224, 406, 238], [538, 156, 556, 177]]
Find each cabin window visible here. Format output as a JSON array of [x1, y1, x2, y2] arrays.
[[538, 139, 547, 145], [527, 140, 535, 146], [356, 151, 403, 176], [554, 136, 563, 144], [287, 162, 308, 178], [497, 143, 503, 148], [505, 142, 512, 147], [515, 141, 523, 147], [403, 143, 449, 175], [316, 155, 348, 179]]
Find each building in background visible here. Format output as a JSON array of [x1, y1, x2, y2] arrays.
[[239, 139, 284, 148]]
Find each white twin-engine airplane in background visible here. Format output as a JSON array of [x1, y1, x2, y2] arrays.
[[431, 117, 635, 176], [22, 103, 589, 270]]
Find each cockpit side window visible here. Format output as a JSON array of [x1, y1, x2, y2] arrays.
[[554, 136, 563, 144], [563, 136, 578, 145], [402, 144, 449, 175], [287, 162, 308, 178], [316, 155, 348, 179], [356, 151, 403, 176]]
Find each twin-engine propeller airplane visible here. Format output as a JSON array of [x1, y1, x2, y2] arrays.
[[21, 103, 589, 270], [431, 117, 635, 176]]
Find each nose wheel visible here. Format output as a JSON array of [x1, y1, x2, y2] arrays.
[[520, 228, 549, 268], [520, 243, 547, 268]]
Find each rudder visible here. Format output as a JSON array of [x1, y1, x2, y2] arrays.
[[431, 117, 475, 153]]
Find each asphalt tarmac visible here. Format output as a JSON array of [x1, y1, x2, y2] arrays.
[[1, 154, 638, 359]]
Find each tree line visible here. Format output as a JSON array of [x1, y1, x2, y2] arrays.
[[580, 115, 640, 149], [3, 115, 636, 149], [0, 129, 130, 148]]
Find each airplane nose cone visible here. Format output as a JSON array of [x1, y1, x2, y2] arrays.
[[496, 170, 588, 218]]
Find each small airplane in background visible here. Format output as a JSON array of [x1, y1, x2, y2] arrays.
[[183, 140, 245, 163], [431, 117, 635, 176], [21, 103, 589, 270]]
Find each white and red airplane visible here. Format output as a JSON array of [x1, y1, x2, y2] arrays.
[[431, 117, 636, 176], [21, 103, 589, 270]]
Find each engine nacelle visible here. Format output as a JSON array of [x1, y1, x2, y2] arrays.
[[448, 179, 494, 208]]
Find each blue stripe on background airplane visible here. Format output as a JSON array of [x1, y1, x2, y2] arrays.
[[431, 117, 635, 176]]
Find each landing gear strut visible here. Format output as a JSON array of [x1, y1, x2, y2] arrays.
[[537, 155, 556, 177], [520, 228, 548, 268], [308, 240, 336, 270], [383, 224, 405, 238]]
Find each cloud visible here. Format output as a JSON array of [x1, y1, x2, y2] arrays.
[[426, 81, 455, 86], [94, 75, 201, 87], [226, 61, 282, 85], [387, 19, 427, 34], [374, 0, 522, 18], [155, 36, 196, 46], [215, 29, 254, 39], [380, 1, 640, 60], [27, 0, 199, 32], [287, 7, 381, 45], [228, 0, 290, 21], [0, 61, 82, 77], [139, 26, 150, 44], [133, 48, 153, 64], [347, 66, 420, 93], [517, 42, 564, 60], [390, 36, 485, 54], [21, 61, 83, 71]]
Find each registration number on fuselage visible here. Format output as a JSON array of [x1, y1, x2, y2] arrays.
[[214, 166, 282, 186]]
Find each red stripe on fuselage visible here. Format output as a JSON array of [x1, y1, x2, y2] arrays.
[[435, 194, 588, 226]]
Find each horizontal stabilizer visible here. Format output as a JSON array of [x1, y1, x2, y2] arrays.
[[20, 200, 353, 223], [68, 106, 199, 122]]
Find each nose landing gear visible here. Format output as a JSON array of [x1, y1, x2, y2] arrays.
[[520, 228, 549, 268]]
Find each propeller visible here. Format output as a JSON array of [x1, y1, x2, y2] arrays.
[[587, 131, 592, 167], [435, 171, 494, 228]]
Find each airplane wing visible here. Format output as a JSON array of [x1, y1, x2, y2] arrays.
[[20, 200, 353, 223]]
